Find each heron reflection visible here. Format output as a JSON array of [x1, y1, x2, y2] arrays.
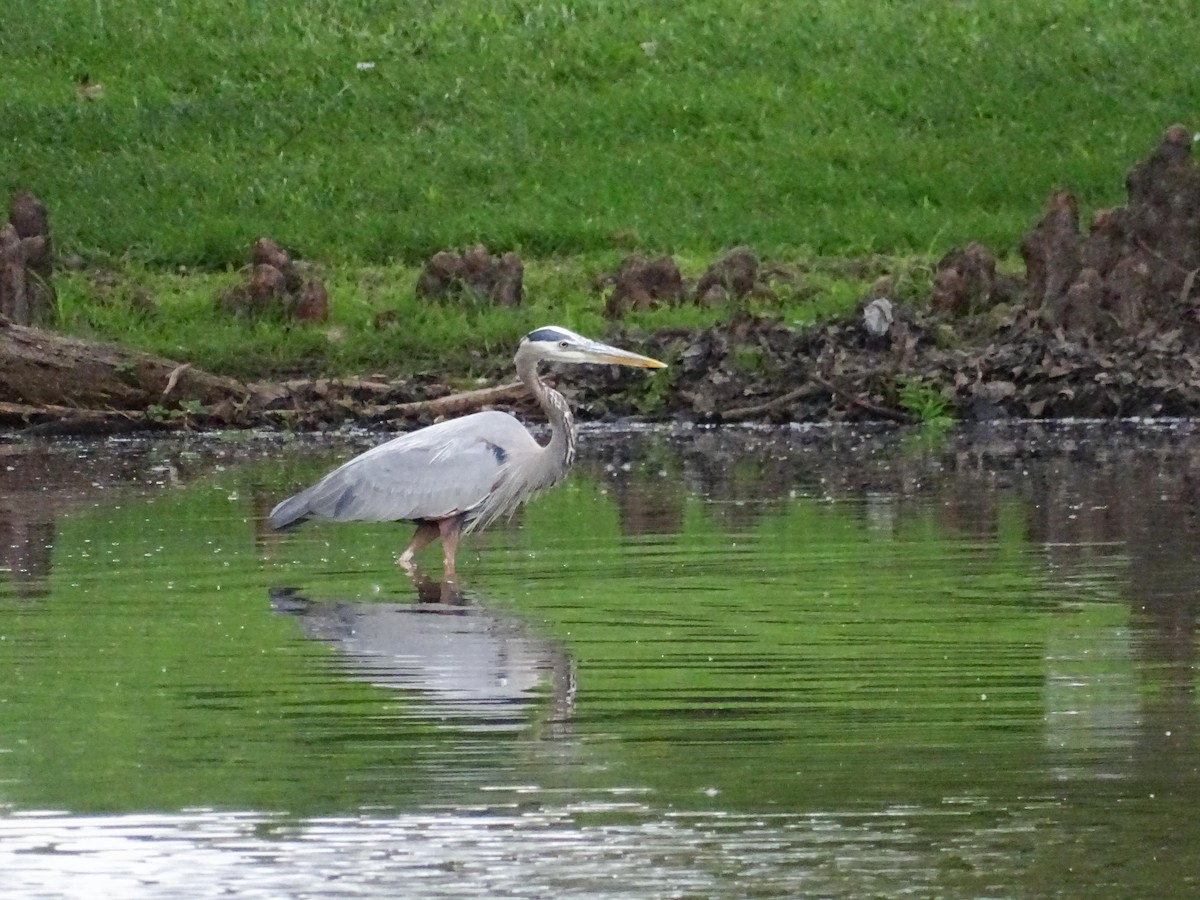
[[269, 579, 575, 732]]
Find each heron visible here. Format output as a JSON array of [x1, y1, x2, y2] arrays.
[[268, 325, 666, 579]]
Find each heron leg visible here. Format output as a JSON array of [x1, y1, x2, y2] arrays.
[[398, 522, 439, 573], [438, 517, 463, 581]]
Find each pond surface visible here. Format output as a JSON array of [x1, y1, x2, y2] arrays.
[[1, 422, 1199, 897]]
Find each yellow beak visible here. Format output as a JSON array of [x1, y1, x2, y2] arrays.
[[587, 342, 668, 369]]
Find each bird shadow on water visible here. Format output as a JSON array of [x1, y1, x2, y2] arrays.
[[267, 571, 576, 734]]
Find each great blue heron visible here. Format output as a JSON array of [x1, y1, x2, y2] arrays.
[[268, 325, 666, 579]]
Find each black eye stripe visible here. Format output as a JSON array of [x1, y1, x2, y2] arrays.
[[526, 327, 571, 343]]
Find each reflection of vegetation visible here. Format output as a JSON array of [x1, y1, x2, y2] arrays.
[[3, 437, 1194, 898], [0, 444, 1140, 824], [901, 417, 955, 452], [0, 476, 524, 815], [490, 475, 1083, 807]]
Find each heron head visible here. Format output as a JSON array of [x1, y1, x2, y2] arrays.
[[520, 325, 667, 369]]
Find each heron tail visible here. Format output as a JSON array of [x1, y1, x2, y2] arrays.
[[268, 491, 313, 531]]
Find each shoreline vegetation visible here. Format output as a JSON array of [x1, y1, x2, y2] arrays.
[[3, 3, 1199, 431]]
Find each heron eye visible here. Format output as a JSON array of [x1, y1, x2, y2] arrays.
[[558, 340, 570, 349]]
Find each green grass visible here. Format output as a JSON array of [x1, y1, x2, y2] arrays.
[[52, 253, 900, 377], [4, 1, 1195, 268], [54, 264, 589, 379], [896, 376, 954, 422]]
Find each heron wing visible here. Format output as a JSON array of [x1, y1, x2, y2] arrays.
[[269, 411, 540, 528]]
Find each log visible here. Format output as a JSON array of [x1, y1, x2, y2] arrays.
[[0, 316, 251, 409], [0, 317, 531, 431], [720, 383, 824, 422]]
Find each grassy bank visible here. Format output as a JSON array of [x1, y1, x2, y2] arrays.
[[53, 254, 889, 378], [5, 1, 1195, 268]]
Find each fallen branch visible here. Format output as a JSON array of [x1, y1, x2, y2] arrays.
[[720, 383, 824, 422], [1181, 267, 1199, 305], [362, 379, 527, 420], [161, 362, 191, 400], [275, 375, 395, 396], [810, 373, 917, 424], [0, 401, 155, 436]]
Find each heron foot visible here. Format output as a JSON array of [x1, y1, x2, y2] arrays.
[[397, 522, 440, 572]]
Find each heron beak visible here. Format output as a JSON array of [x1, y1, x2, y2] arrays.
[[586, 342, 668, 369]]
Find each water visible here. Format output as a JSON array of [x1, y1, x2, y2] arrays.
[[1, 423, 1199, 897]]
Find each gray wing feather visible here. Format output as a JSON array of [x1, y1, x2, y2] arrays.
[[269, 411, 539, 529]]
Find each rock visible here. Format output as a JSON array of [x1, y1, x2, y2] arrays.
[[1020, 189, 1082, 311], [289, 279, 330, 323], [698, 283, 729, 306], [461, 244, 493, 295], [414, 251, 465, 299], [1106, 257, 1151, 331], [1058, 267, 1104, 335], [251, 237, 305, 293], [19, 235, 47, 270], [1019, 125, 1200, 338], [0, 225, 31, 324], [248, 263, 287, 305], [9, 191, 50, 244], [1080, 207, 1127, 274], [493, 251, 524, 307], [862, 297, 894, 337], [1122, 123, 1200, 295], [252, 237, 291, 275]]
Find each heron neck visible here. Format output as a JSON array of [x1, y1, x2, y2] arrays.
[[516, 348, 577, 471]]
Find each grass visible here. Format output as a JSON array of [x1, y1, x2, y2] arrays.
[[896, 376, 956, 428], [4, 1, 1196, 269], [51, 253, 896, 378], [4, 2, 1196, 380]]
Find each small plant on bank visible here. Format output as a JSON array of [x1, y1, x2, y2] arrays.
[[897, 377, 954, 428], [147, 399, 206, 428], [729, 344, 770, 376], [629, 361, 677, 415]]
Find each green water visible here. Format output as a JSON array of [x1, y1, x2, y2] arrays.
[[0, 425, 1197, 897]]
